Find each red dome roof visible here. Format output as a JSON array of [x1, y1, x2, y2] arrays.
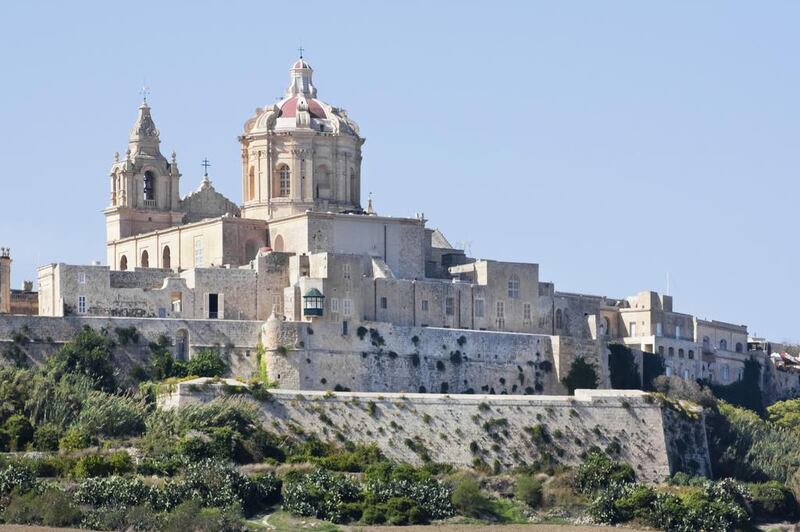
[[280, 97, 326, 119]]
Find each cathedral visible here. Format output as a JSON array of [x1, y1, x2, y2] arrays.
[[14, 56, 795, 398]]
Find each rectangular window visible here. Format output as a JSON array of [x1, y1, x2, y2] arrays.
[[722, 365, 730, 382], [271, 294, 283, 316], [445, 297, 455, 316], [330, 297, 340, 313], [496, 300, 505, 318], [421, 299, 429, 312], [655, 322, 662, 336], [665, 366, 673, 377], [380, 296, 388, 309], [194, 237, 204, 267], [630, 322, 637, 336], [341, 320, 348, 336], [523, 302, 531, 321], [158, 308, 166, 318], [77, 296, 86, 314], [675, 325, 681, 339], [342, 263, 351, 280], [474, 298, 485, 318], [208, 293, 219, 319], [78, 272, 86, 284], [343, 298, 353, 317]]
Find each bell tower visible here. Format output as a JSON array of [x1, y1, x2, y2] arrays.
[[104, 97, 184, 242]]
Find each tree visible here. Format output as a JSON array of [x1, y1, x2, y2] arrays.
[[47, 326, 117, 391], [767, 398, 800, 432], [608, 344, 641, 390], [562, 357, 599, 394], [642, 352, 666, 391], [186, 349, 227, 378]]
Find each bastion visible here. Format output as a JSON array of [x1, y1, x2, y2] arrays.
[[159, 380, 711, 484]]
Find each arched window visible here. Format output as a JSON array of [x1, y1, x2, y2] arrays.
[[688, 349, 694, 359], [735, 342, 743, 353], [316, 165, 331, 199], [119, 255, 128, 271], [175, 329, 188, 360], [350, 168, 357, 203], [162, 246, 171, 270], [143, 171, 155, 201], [603, 316, 610, 336], [276, 165, 291, 197], [507, 275, 520, 299], [658, 346, 664, 355], [720, 339, 728, 351], [678, 348, 684, 358], [555, 309, 562, 329], [668, 347, 674, 357], [141, 250, 149, 268], [272, 234, 284, 252], [248, 166, 256, 201]]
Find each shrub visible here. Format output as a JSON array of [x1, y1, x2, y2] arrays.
[[562, 357, 599, 394], [451, 475, 493, 518], [747, 480, 797, 519], [3, 488, 82, 527], [0, 463, 39, 495], [573, 451, 635, 494], [48, 326, 117, 391], [114, 326, 140, 345], [282, 468, 362, 523], [59, 425, 97, 451], [4, 414, 34, 451], [608, 344, 640, 389], [514, 474, 543, 507], [161, 500, 243, 532], [76, 391, 147, 437], [186, 349, 227, 377], [32, 423, 62, 451], [72, 451, 133, 478], [74, 476, 154, 507], [363, 477, 454, 523]]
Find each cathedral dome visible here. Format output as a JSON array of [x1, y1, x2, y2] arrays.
[[279, 96, 326, 119]]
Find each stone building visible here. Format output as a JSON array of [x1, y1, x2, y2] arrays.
[[0, 249, 38, 316], [22, 56, 793, 396]]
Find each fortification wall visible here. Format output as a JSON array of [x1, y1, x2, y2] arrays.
[[263, 319, 605, 395], [161, 383, 710, 483], [0, 315, 262, 378]]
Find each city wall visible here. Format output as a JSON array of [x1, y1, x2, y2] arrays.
[[263, 318, 608, 395], [160, 383, 711, 484]]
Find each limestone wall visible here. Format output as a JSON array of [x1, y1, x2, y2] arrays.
[[0, 315, 262, 378], [263, 319, 605, 395], [161, 383, 710, 483]]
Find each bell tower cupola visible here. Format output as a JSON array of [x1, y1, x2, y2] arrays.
[[104, 95, 184, 247]]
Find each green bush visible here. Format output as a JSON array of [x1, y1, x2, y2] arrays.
[[450, 475, 493, 518], [282, 468, 362, 523], [47, 326, 117, 391], [363, 477, 454, 523], [72, 451, 133, 478], [608, 344, 641, 390], [573, 451, 635, 494], [161, 500, 243, 532], [3, 488, 82, 527], [186, 349, 227, 377], [32, 423, 62, 451], [514, 474, 543, 507], [59, 425, 97, 451], [4, 414, 34, 451], [562, 357, 599, 394], [0, 463, 39, 495], [747, 480, 797, 519], [76, 391, 147, 437]]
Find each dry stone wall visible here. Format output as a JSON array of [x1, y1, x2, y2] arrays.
[[161, 383, 710, 483]]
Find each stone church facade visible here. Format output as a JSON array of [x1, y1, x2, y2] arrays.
[[2, 57, 790, 397]]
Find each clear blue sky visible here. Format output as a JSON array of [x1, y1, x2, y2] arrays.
[[0, 1, 797, 341]]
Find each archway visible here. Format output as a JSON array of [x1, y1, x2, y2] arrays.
[[119, 255, 128, 271], [162, 246, 171, 270], [141, 250, 149, 268], [272, 234, 284, 252]]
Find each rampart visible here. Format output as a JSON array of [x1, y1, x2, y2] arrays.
[[160, 382, 711, 484]]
